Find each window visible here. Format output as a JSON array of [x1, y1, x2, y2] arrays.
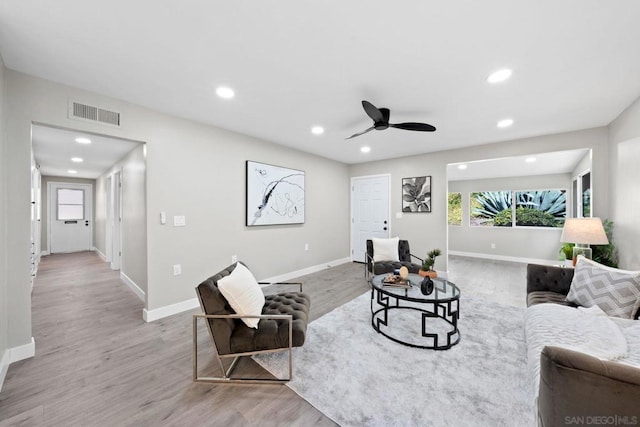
[[57, 188, 84, 220], [572, 171, 591, 218], [515, 190, 566, 228], [448, 192, 462, 226], [581, 173, 591, 218], [470, 191, 512, 227], [470, 189, 566, 228]]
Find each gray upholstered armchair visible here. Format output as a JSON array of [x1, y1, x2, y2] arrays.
[[193, 262, 310, 384], [365, 238, 423, 280]]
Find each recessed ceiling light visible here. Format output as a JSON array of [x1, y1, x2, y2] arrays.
[[67, 170, 78, 174], [487, 68, 512, 84], [525, 157, 537, 163], [75, 137, 91, 144], [71, 157, 83, 163], [216, 86, 235, 99], [497, 118, 514, 128], [361, 146, 371, 153], [457, 164, 468, 170], [311, 126, 324, 135]]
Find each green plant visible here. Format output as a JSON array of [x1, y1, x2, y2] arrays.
[[514, 207, 562, 227], [592, 219, 617, 267], [559, 242, 574, 260], [448, 192, 462, 225], [516, 190, 566, 219], [422, 249, 441, 271], [471, 191, 512, 219], [493, 209, 513, 226]]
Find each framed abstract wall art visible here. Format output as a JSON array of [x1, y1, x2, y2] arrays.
[[402, 176, 431, 212], [246, 160, 305, 226]]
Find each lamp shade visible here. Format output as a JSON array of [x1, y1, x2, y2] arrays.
[[560, 217, 609, 245]]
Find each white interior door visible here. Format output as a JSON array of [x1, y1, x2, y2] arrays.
[[49, 182, 93, 253], [351, 175, 390, 262], [110, 170, 122, 270]]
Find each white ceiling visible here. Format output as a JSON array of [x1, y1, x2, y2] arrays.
[[447, 148, 590, 181], [32, 125, 140, 179], [2, 1, 640, 166]]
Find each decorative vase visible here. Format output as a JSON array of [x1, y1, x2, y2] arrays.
[[419, 269, 438, 278], [420, 276, 434, 295]]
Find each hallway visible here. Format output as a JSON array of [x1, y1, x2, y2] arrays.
[[0, 252, 342, 426]]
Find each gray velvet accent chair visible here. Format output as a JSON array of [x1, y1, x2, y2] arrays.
[[365, 239, 423, 280], [193, 261, 310, 384]]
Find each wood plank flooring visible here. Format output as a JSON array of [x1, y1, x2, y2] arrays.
[[0, 252, 369, 426]]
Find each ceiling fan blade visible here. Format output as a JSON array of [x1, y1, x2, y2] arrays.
[[345, 126, 375, 139], [362, 100, 384, 123], [390, 122, 436, 132], [380, 108, 390, 124]]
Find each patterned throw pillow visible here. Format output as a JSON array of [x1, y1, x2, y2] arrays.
[[566, 257, 640, 319]]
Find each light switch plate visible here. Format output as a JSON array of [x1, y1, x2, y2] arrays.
[[173, 215, 186, 227]]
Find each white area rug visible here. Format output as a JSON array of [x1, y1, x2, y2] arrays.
[[255, 292, 535, 427]]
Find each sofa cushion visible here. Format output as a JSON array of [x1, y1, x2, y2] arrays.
[[566, 257, 640, 319], [372, 237, 400, 262], [218, 262, 265, 328], [230, 292, 310, 354], [527, 291, 577, 307]]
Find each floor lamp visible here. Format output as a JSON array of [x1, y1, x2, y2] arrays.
[[560, 217, 609, 266]]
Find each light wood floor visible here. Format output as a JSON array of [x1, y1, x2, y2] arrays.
[[0, 252, 369, 426]]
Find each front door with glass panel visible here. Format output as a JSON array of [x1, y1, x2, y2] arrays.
[[49, 182, 93, 253]]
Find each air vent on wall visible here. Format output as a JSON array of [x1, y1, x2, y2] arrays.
[[69, 100, 121, 127]]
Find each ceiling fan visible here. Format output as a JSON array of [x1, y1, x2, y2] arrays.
[[346, 100, 436, 139]]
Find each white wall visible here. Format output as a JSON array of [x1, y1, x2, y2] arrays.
[[448, 174, 571, 262], [4, 70, 351, 351], [348, 127, 610, 273], [609, 94, 640, 270], [96, 144, 147, 295], [0, 51, 9, 384]]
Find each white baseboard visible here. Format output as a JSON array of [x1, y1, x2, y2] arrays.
[[94, 247, 107, 262], [143, 298, 199, 323], [142, 257, 352, 323], [10, 337, 36, 363], [41, 250, 50, 257], [121, 272, 145, 302], [0, 338, 36, 392], [449, 251, 559, 266], [261, 257, 351, 284], [0, 349, 10, 392]]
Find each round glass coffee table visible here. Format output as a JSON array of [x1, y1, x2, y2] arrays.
[[370, 273, 461, 350]]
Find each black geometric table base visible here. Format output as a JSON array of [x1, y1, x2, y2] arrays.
[[370, 278, 461, 350]]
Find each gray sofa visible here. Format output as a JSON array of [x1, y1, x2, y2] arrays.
[[526, 264, 640, 426]]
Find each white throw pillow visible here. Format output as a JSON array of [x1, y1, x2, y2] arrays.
[[217, 262, 265, 328], [566, 257, 640, 319], [372, 237, 400, 262]]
